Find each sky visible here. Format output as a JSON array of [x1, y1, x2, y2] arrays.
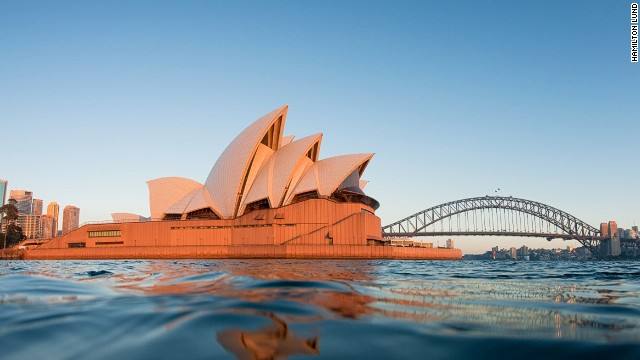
[[1, 0, 638, 253]]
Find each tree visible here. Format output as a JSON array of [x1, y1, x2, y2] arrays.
[[0, 202, 19, 222], [0, 202, 24, 248]]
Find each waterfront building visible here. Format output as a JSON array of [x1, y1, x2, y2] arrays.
[[446, 239, 455, 249], [9, 190, 33, 215], [41, 215, 55, 239], [32, 199, 43, 215], [616, 228, 625, 240], [17, 213, 56, 240], [624, 229, 633, 240], [0, 179, 7, 206], [600, 237, 621, 257], [608, 221, 618, 238], [600, 222, 609, 238], [611, 236, 621, 256], [62, 206, 80, 234], [22, 105, 461, 260], [389, 238, 433, 248], [510, 247, 517, 259], [18, 215, 44, 239], [575, 247, 591, 258], [46, 202, 59, 237], [518, 245, 529, 260]]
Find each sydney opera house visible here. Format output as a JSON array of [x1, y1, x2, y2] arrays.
[[22, 106, 461, 260]]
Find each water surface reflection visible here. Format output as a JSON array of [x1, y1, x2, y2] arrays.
[[1, 260, 639, 359]]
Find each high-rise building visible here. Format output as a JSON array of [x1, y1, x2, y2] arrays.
[[600, 237, 621, 257], [0, 179, 7, 206], [600, 222, 609, 238], [517, 245, 529, 258], [18, 215, 44, 239], [510, 247, 517, 259], [608, 221, 618, 239], [46, 202, 59, 238], [491, 246, 499, 259], [62, 205, 80, 234], [41, 215, 55, 239], [9, 190, 33, 215], [32, 198, 43, 215], [17, 214, 56, 240]]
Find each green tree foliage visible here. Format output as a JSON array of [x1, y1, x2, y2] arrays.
[[1, 203, 25, 248]]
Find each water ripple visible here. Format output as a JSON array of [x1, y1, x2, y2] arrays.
[[1, 260, 639, 359]]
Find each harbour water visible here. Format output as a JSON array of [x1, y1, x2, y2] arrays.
[[1, 260, 639, 359]]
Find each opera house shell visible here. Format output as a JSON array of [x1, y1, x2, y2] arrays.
[[21, 106, 461, 260]]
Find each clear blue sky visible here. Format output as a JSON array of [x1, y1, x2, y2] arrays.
[[1, 1, 638, 253]]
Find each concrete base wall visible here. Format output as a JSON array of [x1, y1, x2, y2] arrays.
[[23, 245, 462, 260], [18, 199, 462, 260]]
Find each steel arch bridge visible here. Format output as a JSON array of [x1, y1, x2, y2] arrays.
[[382, 196, 602, 251]]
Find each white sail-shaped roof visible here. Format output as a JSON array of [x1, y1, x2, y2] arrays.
[[163, 186, 219, 215], [236, 143, 275, 212], [144, 105, 377, 220], [147, 177, 202, 219], [204, 105, 287, 218], [279, 135, 295, 148], [284, 153, 373, 205], [241, 133, 322, 213], [184, 187, 217, 213], [163, 188, 198, 215]]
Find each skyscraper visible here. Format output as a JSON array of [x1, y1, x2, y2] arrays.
[[62, 205, 80, 234], [600, 237, 621, 257], [0, 179, 7, 206], [9, 190, 33, 214], [518, 245, 529, 260], [32, 198, 43, 216], [18, 215, 44, 239], [608, 221, 618, 239], [46, 202, 60, 237], [41, 215, 55, 239], [600, 222, 609, 238]]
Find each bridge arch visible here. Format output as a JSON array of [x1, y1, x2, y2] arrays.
[[382, 196, 601, 251]]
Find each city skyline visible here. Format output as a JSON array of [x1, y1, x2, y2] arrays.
[[0, 183, 78, 241], [2, 1, 638, 253]]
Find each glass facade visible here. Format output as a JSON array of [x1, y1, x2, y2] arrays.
[[0, 180, 6, 206], [10, 190, 33, 214]]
